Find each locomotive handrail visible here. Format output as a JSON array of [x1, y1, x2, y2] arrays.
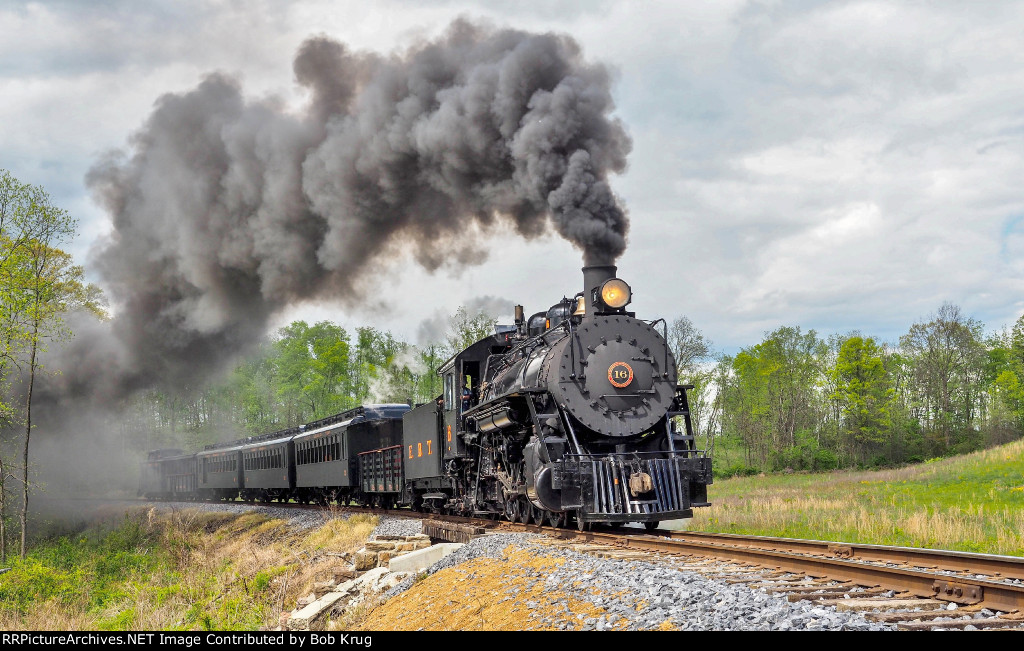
[[598, 391, 656, 398], [569, 307, 577, 378], [647, 318, 671, 378]]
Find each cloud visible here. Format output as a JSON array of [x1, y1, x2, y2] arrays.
[[3, 0, 1024, 357]]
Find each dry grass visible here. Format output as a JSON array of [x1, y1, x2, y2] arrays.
[[0, 507, 379, 631], [303, 513, 377, 551], [684, 438, 1024, 555]]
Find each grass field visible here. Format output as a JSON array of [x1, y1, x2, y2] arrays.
[[681, 438, 1024, 557]]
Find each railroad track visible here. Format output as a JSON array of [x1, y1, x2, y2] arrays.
[[408, 511, 1024, 630], [121, 498, 1024, 630]]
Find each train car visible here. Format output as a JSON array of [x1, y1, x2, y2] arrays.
[[293, 405, 409, 505], [196, 443, 244, 500], [139, 448, 196, 500], [348, 405, 408, 507], [402, 401, 447, 511], [240, 431, 295, 502]]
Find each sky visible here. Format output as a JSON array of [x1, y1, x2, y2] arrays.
[[3, 0, 1024, 357]]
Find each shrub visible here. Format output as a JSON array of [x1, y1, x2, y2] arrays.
[[811, 448, 839, 471], [714, 463, 760, 479]]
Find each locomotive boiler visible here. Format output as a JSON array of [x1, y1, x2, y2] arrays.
[[404, 265, 712, 530]]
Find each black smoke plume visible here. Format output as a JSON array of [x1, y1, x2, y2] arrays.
[[76, 19, 630, 395]]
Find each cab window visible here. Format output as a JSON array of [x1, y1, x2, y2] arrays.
[[444, 373, 454, 410]]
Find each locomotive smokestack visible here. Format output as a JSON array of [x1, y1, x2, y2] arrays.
[[583, 264, 617, 314]]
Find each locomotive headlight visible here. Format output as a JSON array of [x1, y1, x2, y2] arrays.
[[599, 278, 631, 309]]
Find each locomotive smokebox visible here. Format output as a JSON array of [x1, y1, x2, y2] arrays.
[[582, 264, 617, 314]]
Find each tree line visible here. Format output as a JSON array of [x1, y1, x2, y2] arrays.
[[672, 304, 1024, 476]]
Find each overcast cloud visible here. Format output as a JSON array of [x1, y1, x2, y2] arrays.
[[3, 0, 1024, 358]]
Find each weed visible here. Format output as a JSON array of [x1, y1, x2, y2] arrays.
[[0, 506, 376, 631]]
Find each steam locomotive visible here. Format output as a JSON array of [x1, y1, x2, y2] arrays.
[[141, 266, 712, 530]]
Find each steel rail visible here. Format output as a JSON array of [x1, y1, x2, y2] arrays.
[[660, 530, 1024, 581]]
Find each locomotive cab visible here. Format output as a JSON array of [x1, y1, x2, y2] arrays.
[[438, 330, 518, 457]]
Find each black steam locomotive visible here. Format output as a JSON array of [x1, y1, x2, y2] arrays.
[[141, 266, 712, 530]]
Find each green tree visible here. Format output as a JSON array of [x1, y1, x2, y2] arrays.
[[0, 171, 102, 558], [227, 342, 279, 434], [899, 303, 987, 454], [830, 336, 895, 464], [719, 326, 826, 470], [274, 321, 353, 424], [0, 171, 31, 562], [983, 317, 1024, 444], [415, 344, 443, 403]]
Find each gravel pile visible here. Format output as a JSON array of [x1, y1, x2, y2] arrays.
[[371, 515, 423, 539], [387, 532, 896, 631], [385, 532, 533, 597]]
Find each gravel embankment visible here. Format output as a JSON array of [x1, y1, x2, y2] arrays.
[[386, 531, 896, 631], [137, 504, 895, 630]]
